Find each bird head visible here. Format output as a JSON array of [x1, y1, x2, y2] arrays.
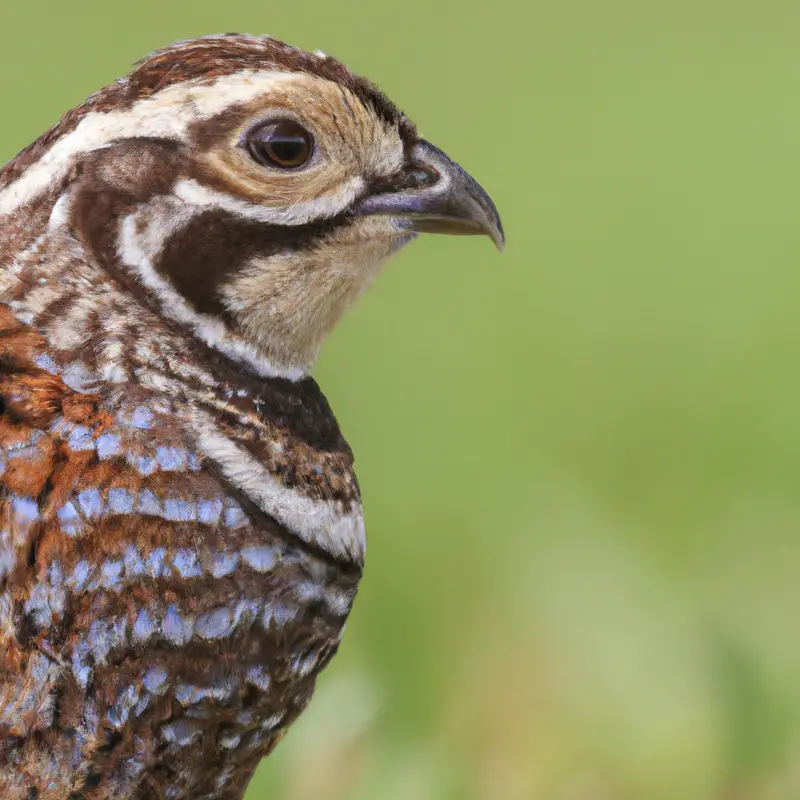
[[0, 35, 503, 379]]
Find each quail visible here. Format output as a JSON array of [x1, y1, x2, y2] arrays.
[[0, 34, 503, 799]]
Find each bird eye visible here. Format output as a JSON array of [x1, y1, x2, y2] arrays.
[[245, 120, 314, 169]]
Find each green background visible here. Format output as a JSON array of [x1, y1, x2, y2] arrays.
[[2, 1, 800, 798]]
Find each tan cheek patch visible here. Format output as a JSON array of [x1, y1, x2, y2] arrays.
[[221, 217, 412, 369]]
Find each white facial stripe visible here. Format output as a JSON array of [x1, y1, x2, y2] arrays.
[[0, 70, 302, 216], [189, 409, 365, 563], [118, 200, 306, 381], [173, 176, 366, 226]]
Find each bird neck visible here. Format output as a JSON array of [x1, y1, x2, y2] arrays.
[[0, 188, 291, 397], [0, 189, 368, 562]]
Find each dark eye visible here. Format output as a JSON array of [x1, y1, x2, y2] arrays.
[[245, 120, 314, 169]]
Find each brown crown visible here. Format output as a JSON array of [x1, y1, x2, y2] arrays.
[[0, 34, 417, 191]]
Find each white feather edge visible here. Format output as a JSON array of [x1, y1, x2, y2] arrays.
[[189, 408, 366, 563]]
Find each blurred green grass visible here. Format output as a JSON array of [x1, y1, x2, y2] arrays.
[[3, 1, 800, 797]]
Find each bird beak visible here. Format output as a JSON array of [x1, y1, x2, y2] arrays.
[[353, 139, 505, 250]]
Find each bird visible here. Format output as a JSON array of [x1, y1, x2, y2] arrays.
[[0, 33, 503, 799]]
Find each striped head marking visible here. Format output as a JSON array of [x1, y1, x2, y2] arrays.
[[0, 34, 504, 378]]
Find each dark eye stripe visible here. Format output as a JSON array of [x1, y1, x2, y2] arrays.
[[154, 210, 343, 317]]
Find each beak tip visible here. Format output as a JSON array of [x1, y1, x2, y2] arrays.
[[481, 213, 505, 251], [490, 224, 506, 252]]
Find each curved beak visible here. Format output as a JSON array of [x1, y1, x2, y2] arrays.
[[353, 140, 505, 251]]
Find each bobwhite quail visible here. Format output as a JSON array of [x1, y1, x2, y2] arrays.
[[0, 34, 503, 799]]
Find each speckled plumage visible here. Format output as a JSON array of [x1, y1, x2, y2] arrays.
[[0, 249, 360, 798], [0, 33, 502, 799]]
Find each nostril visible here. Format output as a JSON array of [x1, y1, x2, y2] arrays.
[[368, 164, 439, 196], [406, 164, 439, 190]]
